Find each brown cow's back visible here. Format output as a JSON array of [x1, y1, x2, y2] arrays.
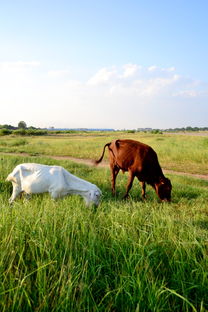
[[109, 139, 163, 181]]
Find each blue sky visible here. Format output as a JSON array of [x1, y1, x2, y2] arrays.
[[0, 0, 208, 129]]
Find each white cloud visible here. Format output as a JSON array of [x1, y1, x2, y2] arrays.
[[87, 67, 116, 85], [64, 80, 82, 88], [15, 61, 40, 67], [173, 89, 200, 98], [163, 66, 175, 72], [121, 63, 140, 78], [0, 62, 207, 129], [48, 70, 70, 78], [0, 61, 40, 72], [148, 65, 158, 72]]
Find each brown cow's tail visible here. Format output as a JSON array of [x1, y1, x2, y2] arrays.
[[94, 143, 111, 165]]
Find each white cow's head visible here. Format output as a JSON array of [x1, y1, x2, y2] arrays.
[[85, 188, 102, 207]]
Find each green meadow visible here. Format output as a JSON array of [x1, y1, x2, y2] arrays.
[[0, 132, 207, 311], [0, 131, 208, 174]]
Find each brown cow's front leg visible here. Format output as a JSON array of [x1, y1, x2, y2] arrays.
[[140, 181, 146, 200], [123, 171, 135, 199], [111, 165, 120, 196]]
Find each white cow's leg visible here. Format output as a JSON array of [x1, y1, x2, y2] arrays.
[[24, 193, 32, 201], [50, 190, 62, 199], [9, 184, 22, 203]]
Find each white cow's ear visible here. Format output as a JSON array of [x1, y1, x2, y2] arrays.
[[6, 174, 17, 183]]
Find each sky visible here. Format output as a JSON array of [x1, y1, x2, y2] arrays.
[[0, 0, 208, 129]]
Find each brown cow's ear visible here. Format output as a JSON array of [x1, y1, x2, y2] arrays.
[[159, 177, 164, 184], [115, 140, 120, 148]]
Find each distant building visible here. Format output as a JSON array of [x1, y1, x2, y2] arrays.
[[47, 128, 115, 132], [137, 128, 152, 132]]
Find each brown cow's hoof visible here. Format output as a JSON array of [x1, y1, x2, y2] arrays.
[[123, 194, 130, 200]]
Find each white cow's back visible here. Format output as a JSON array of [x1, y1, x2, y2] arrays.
[[6, 163, 101, 206]]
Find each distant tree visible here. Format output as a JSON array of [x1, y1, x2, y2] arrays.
[[186, 126, 194, 131], [151, 129, 163, 134], [0, 124, 16, 130], [18, 121, 27, 129], [0, 128, 12, 135]]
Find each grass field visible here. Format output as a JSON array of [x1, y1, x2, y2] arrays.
[[0, 133, 208, 311], [0, 131, 208, 174]]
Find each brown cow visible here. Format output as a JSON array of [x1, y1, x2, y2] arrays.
[[95, 139, 172, 201]]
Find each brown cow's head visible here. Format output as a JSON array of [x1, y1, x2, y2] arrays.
[[155, 177, 172, 202]]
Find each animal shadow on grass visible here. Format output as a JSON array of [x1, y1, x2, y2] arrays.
[[175, 188, 203, 202], [193, 220, 208, 231], [0, 181, 12, 199], [99, 183, 157, 205], [185, 190, 201, 200]]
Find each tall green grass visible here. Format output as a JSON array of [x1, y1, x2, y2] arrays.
[[0, 132, 208, 174], [0, 155, 207, 311]]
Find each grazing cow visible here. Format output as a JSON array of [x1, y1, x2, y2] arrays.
[[95, 139, 172, 201], [6, 163, 101, 206]]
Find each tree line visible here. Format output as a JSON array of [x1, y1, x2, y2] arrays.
[[0, 121, 47, 136], [0, 122, 208, 136]]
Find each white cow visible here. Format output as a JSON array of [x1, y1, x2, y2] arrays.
[[6, 163, 101, 206]]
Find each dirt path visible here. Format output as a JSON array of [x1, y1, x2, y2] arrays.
[[1, 152, 208, 181]]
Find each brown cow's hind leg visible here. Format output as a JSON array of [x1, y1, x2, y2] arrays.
[[123, 171, 135, 199], [111, 165, 120, 196]]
